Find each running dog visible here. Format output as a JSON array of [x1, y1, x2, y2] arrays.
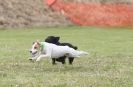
[[45, 36, 77, 65], [29, 41, 88, 62]]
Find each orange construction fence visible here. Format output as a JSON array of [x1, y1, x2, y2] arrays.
[[45, 0, 133, 27]]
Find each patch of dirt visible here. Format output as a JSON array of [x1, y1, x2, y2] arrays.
[[0, 0, 72, 28]]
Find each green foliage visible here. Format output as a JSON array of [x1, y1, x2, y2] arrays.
[[0, 26, 133, 87]]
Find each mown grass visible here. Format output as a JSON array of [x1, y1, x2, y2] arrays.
[[0, 26, 133, 87]]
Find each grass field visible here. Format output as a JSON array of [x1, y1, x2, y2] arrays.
[[0, 26, 133, 87]]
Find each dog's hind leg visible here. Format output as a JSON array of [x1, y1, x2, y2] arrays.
[[68, 57, 74, 65], [56, 56, 66, 65], [61, 59, 66, 64]]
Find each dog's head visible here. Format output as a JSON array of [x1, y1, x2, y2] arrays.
[[45, 36, 60, 44], [30, 41, 40, 56]]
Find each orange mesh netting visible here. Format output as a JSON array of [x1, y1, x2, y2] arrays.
[[45, 0, 133, 27]]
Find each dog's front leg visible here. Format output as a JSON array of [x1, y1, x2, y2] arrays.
[[36, 54, 50, 62], [52, 58, 56, 65]]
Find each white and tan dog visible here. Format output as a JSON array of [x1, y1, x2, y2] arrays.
[[29, 41, 88, 62]]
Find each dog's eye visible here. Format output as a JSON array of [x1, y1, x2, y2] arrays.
[[34, 47, 37, 49]]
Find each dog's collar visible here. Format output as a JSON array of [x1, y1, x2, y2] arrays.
[[39, 42, 45, 50]]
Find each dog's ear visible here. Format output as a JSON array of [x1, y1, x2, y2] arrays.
[[55, 37, 60, 42], [45, 38, 49, 42], [33, 40, 39, 44], [34, 40, 40, 45]]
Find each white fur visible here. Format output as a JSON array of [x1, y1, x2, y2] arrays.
[[30, 42, 88, 62]]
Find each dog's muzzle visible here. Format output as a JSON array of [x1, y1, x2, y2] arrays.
[[29, 51, 39, 61]]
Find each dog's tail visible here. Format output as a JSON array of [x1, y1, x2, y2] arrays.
[[79, 51, 89, 56], [73, 51, 89, 58]]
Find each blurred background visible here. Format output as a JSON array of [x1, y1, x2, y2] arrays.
[[0, 0, 133, 28]]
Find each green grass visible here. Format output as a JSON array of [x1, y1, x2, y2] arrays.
[[0, 26, 133, 87]]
